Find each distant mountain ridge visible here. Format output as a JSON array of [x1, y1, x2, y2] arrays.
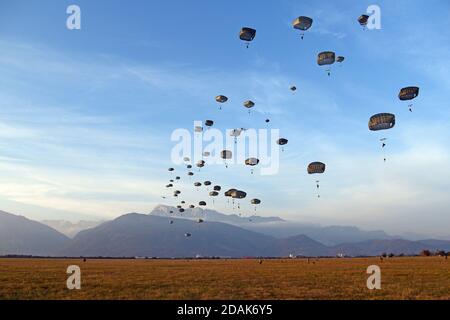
[[0, 210, 70, 256], [1, 208, 450, 258], [150, 205, 284, 224], [41, 220, 103, 238]]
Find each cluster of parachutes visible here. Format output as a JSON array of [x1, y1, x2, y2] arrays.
[[161, 12, 421, 236]]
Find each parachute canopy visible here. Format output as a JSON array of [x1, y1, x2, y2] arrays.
[[369, 113, 396, 131], [277, 138, 288, 146], [399, 87, 419, 101], [221, 150, 232, 159], [251, 199, 261, 205], [199, 201, 206, 206], [239, 27, 256, 42], [317, 51, 336, 66], [292, 16, 313, 31], [245, 157, 260, 166], [183, 157, 190, 162], [188, 172, 194, 176], [194, 126, 203, 133], [196, 160, 205, 168], [213, 185, 221, 191], [204, 181, 211, 186], [215, 95, 228, 103], [290, 86, 297, 91], [230, 128, 244, 137], [307, 162, 326, 174], [244, 100, 255, 109], [209, 191, 219, 197], [194, 182, 202, 187], [336, 56, 345, 63], [358, 14, 369, 26], [168, 168, 174, 172], [205, 120, 214, 127]]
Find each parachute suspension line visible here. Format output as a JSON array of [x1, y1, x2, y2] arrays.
[[316, 180, 321, 198], [380, 138, 387, 162]]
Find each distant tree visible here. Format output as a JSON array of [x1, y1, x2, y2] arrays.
[[388, 253, 395, 258], [436, 250, 446, 257], [420, 250, 431, 257], [381, 252, 387, 258]]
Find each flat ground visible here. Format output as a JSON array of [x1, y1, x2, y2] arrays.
[[0, 257, 448, 300]]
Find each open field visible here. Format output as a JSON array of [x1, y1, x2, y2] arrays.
[[0, 257, 448, 300]]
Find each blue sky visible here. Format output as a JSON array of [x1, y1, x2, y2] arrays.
[[0, 0, 449, 237]]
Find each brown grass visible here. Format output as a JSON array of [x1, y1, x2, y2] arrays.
[[0, 257, 448, 300]]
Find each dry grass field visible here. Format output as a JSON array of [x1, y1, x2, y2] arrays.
[[0, 257, 448, 300]]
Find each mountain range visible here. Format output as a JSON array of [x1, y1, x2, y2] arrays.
[[1, 207, 450, 258]]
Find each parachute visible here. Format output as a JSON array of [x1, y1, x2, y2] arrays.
[[230, 128, 245, 144], [194, 182, 202, 187], [308, 162, 326, 198], [166, 184, 173, 188], [243, 100, 255, 114], [205, 120, 214, 127], [179, 208, 185, 213], [369, 113, 396, 131], [189, 205, 195, 209], [188, 172, 194, 176], [277, 138, 288, 152], [292, 16, 313, 39], [251, 198, 261, 212], [239, 27, 256, 48], [221, 149, 232, 168], [336, 56, 345, 63], [197, 219, 204, 224], [399, 86, 419, 112], [358, 14, 369, 28], [168, 168, 174, 172], [175, 176, 180, 180], [245, 157, 260, 174], [199, 201, 207, 206], [185, 233, 191, 237], [183, 157, 190, 162], [215, 95, 228, 110], [187, 165, 192, 169], [196, 160, 205, 169], [290, 86, 297, 92], [213, 185, 221, 191], [209, 191, 219, 196], [204, 181, 212, 186], [194, 126, 203, 133], [317, 51, 336, 76], [369, 113, 396, 162], [203, 151, 211, 157]]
